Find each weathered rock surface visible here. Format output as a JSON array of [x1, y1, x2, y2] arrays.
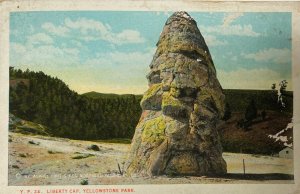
[[87, 144, 101, 151], [126, 11, 227, 176]]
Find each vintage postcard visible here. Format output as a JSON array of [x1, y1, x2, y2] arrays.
[[0, 0, 299, 194]]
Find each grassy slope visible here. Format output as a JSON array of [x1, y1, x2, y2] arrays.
[[220, 110, 292, 155], [9, 115, 50, 136]]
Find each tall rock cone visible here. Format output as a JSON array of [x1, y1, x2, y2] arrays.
[[126, 11, 227, 176]]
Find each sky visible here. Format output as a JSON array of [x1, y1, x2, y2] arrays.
[[9, 11, 292, 94]]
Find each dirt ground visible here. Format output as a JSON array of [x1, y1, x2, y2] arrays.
[[8, 132, 294, 186]]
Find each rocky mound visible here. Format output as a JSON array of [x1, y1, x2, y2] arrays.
[[126, 11, 227, 176], [9, 113, 50, 136]]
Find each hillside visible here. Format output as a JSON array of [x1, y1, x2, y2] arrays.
[[223, 89, 293, 113], [9, 68, 293, 155], [82, 90, 293, 114], [219, 111, 292, 155], [82, 91, 141, 99], [9, 68, 142, 140]]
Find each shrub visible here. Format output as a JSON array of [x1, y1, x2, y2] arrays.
[[245, 99, 257, 122], [80, 178, 88, 185], [223, 103, 231, 121]]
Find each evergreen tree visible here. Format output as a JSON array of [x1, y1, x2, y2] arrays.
[[223, 103, 231, 121], [245, 99, 257, 122], [9, 68, 142, 140], [261, 110, 266, 120]]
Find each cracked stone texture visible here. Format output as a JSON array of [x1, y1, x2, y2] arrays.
[[126, 11, 227, 176]]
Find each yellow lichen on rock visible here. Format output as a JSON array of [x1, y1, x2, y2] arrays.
[[141, 115, 166, 145], [126, 11, 227, 177], [162, 92, 183, 108], [141, 83, 162, 102], [140, 83, 162, 110]]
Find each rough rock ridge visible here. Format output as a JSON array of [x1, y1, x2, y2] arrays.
[[126, 11, 227, 176]]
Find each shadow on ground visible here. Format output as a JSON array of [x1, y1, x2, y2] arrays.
[[217, 173, 294, 180]]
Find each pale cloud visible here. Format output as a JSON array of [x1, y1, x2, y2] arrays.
[[222, 12, 244, 27], [71, 40, 83, 48], [27, 33, 53, 45], [64, 17, 110, 35], [41, 17, 145, 45], [10, 42, 80, 68], [218, 68, 292, 90], [10, 42, 26, 54], [29, 25, 35, 33], [11, 29, 80, 67], [62, 47, 80, 56], [9, 47, 156, 94], [231, 56, 238, 61], [86, 50, 153, 70], [243, 48, 291, 64], [204, 34, 228, 47], [89, 47, 155, 67], [42, 22, 69, 36], [112, 30, 145, 44], [10, 25, 152, 94], [200, 24, 260, 37]]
